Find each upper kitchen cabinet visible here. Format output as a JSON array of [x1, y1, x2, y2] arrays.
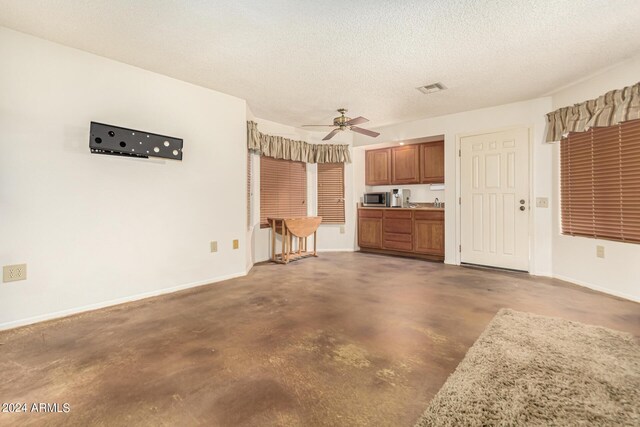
[[420, 141, 445, 183], [391, 145, 420, 184], [365, 148, 391, 185]]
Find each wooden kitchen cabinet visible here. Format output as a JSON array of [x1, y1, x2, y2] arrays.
[[358, 208, 444, 261], [391, 145, 420, 184], [358, 209, 383, 248], [366, 140, 444, 186], [420, 141, 445, 183], [414, 210, 445, 256], [365, 148, 391, 185], [383, 210, 412, 251]]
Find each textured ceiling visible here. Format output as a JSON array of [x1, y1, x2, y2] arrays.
[[1, 0, 639, 128]]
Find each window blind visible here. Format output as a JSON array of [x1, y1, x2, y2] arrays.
[[317, 162, 345, 224], [260, 156, 307, 227], [560, 118, 640, 243]]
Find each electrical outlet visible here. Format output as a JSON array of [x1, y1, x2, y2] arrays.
[[536, 197, 549, 208], [3, 264, 27, 283], [340, 225, 345, 234], [210, 241, 218, 253], [596, 245, 605, 258], [233, 239, 239, 250]]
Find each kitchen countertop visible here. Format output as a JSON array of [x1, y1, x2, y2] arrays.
[[358, 203, 444, 211]]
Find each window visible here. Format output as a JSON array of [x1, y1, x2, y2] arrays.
[[260, 156, 307, 227], [560, 119, 640, 243], [317, 162, 345, 224]]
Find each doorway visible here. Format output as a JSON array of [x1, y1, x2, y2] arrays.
[[459, 128, 530, 271]]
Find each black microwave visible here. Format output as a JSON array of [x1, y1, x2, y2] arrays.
[[363, 192, 390, 207]]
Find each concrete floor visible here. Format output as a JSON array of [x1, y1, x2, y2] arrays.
[[1, 252, 638, 426]]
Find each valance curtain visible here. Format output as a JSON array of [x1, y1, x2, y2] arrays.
[[546, 82, 640, 142], [247, 121, 351, 163]]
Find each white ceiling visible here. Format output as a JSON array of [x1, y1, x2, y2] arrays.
[[1, 1, 640, 128]]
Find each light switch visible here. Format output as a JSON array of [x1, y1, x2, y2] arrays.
[[210, 241, 218, 253], [536, 197, 549, 208], [596, 245, 605, 258], [233, 239, 239, 250]]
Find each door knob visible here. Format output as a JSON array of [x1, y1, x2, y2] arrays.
[[519, 206, 526, 211], [519, 199, 525, 204]]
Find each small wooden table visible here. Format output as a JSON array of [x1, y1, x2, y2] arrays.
[[268, 216, 322, 264]]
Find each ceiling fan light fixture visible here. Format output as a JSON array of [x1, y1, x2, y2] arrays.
[[417, 82, 447, 94], [304, 108, 379, 141]]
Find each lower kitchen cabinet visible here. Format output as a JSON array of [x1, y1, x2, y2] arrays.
[[358, 209, 383, 249], [358, 208, 444, 261], [414, 211, 445, 256], [383, 210, 413, 251]]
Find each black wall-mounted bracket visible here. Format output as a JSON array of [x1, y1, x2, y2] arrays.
[[89, 122, 183, 161]]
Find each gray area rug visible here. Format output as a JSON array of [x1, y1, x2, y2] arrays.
[[415, 309, 640, 426]]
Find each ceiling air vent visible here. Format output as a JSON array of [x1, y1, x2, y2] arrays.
[[417, 82, 447, 94]]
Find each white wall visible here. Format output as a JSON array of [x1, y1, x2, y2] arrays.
[[2, 28, 636, 334], [353, 98, 554, 276], [0, 28, 248, 329], [249, 119, 356, 264], [550, 55, 640, 302]]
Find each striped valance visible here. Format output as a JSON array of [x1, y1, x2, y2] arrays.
[[546, 82, 640, 142], [247, 121, 351, 163]]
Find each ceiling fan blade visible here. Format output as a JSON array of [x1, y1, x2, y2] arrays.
[[346, 116, 369, 126], [322, 129, 341, 141], [350, 126, 380, 138], [302, 124, 336, 127]]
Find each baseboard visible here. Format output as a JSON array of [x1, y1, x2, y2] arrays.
[[317, 248, 356, 252], [530, 270, 553, 278], [359, 247, 444, 262], [553, 274, 640, 303], [0, 270, 249, 331]]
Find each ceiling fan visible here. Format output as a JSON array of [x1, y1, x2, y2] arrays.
[[303, 108, 380, 141]]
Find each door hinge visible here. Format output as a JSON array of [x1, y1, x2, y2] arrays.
[[458, 197, 461, 205], [458, 149, 461, 157], [459, 245, 461, 252]]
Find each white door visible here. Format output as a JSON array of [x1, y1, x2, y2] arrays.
[[460, 128, 530, 271]]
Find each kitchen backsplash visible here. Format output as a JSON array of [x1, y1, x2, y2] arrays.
[[365, 184, 444, 203]]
